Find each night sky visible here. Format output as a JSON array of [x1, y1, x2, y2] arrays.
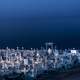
[[0, 0, 80, 49]]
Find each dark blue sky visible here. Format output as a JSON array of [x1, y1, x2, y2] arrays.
[[0, 0, 80, 49]]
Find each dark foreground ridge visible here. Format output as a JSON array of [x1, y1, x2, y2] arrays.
[[35, 65, 80, 80], [0, 72, 24, 80]]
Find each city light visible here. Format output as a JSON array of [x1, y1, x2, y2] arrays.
[[0, 42, 79, 78]]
